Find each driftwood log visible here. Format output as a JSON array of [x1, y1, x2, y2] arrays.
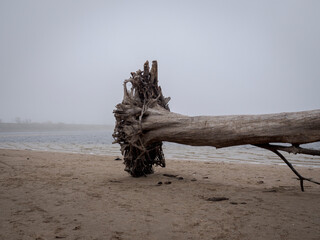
[[113, 60, 320, 191]]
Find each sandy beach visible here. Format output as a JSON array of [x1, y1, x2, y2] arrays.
[[0, 149, 319, 240]]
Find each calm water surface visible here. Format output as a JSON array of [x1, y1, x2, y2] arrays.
[[0, 130, 319, 168]]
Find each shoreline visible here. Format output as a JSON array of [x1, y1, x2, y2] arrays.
[[1, 147, 319, 169], [1, 149, 320, 239]]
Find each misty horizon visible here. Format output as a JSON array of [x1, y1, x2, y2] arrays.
[[1, 1, 319, 125], [0, 117, 114, 125]]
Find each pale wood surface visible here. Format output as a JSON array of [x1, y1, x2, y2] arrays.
[[142, 107, 320, 148]]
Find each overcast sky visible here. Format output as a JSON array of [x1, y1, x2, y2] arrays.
[[0, 0, 319, 124]]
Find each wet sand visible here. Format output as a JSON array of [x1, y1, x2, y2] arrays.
[[0, 149, 319, 240]]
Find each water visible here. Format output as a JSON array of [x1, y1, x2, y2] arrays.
[[0, 130, 120, 156], [0, 130, 319, 168]]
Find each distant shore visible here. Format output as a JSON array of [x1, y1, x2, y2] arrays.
[[1, 149, 319, 239], [0, 122, 114, 132]]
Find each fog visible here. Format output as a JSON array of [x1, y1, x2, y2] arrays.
[[1, 0, 319, 124]]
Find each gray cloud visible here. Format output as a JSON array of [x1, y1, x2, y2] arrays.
[[0, 0, 319, 124]]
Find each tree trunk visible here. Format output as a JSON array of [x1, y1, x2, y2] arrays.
[[113, 60, 320, 179], [141, 106, 320, 148]]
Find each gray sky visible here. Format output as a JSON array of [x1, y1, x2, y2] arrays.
[[0, 0, 319, 124]]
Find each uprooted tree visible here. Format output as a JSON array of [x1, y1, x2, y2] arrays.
[[113, 60, 320, 191]]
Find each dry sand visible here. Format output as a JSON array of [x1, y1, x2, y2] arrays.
[[0, 149, 319, 240]]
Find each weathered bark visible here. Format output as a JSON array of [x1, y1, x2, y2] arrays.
[[113, 61, 320, 189], [141, 106, 320, 148]]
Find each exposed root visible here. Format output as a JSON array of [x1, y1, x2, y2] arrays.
[[113, 61, 170, 177]]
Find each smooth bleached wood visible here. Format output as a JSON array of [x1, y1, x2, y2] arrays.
[[141, 107, 320, 148]]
